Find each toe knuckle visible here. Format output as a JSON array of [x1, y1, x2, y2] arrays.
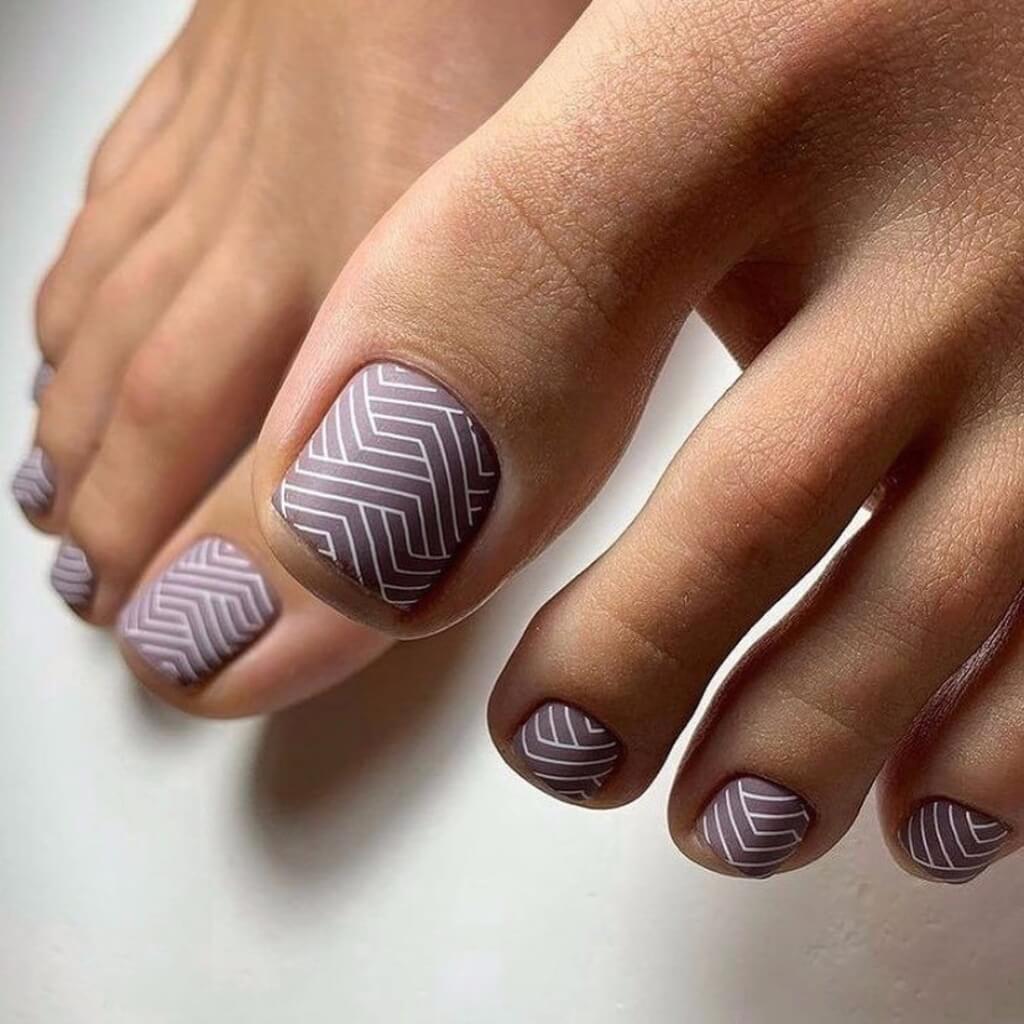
[[92, 257, 149, 315], [69, 495, 131, 583], [466, 147, 629, 340], [118, 345, 178, 432], [65, 201, 104, 257], [86, 140, 119, 198], [35, 268, 74, 356], [694, 428, 836, 577], [581, 584, 688, 679]]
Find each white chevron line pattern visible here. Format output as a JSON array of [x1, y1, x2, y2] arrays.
[[515, 701, 622, 801], [274, 363, 499, 608], [899, 799, 1009, 883], [119, 537, 278, 686], [12, 447, 55, 514], [50, 541, 94, 608], [700, 777, 811, 877]]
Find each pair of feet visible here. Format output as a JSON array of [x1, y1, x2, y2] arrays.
[[16, 0, 1024, 886]]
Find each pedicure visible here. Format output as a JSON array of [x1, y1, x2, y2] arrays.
[[899, 799, 1009, 884], [32, 361, 55, 403], [11, 447, 55, 515], [50, 541, 94, 609], [119, 537, 278, 686], [273, 362, 500, 610], [699, 776, 812, 878], [514, 701, 623, 801]]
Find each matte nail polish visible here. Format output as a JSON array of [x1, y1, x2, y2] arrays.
[[50, 541, 94, 609], [899, 798, 1009, 884], [32, 361, 55, 403], [119, 537, 278, 686], [11, 447, 55, 515], [699, 776, 812, 878], [273, 362, 500, 610], [514, 701, 623, 801]]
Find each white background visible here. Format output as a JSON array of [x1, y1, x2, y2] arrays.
[[2, 3, 1023, 1022]]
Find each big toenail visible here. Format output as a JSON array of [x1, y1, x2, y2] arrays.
[[118, 537, 279, 686], [514, 701, 623, 801], [12, 446, 56, 516], [50, 541, 94, 610], [698, 776, 812, 878], [899, 798, 1009, 884], [273, 362, 500, 610]]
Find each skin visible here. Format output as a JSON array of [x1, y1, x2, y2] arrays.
[[243, 0, 1024, 882], [27, 0, 1024, 882], [28, 0, 584, 708], [29, 0, 585, 622]]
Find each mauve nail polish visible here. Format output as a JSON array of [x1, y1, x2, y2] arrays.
[[50, 541, 94, 609], [699, 776, 812, 878], [12, 447, 55, 515], [899, 798, 1009, 883], [119, 537, 278, 686], [32, 361, 55, 403], [273, 362, 499, 610], [514, 701, 622, 801]]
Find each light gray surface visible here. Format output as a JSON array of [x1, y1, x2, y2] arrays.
[[2, 3, 1023, 1021]]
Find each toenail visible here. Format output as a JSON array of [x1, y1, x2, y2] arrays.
[[513, 701, 623, 802], [273, 362, 500, 610], [50, 541, 95, 610], [11, 447, 56, 516], [698, 776, 813, 878], [898, 798, 1009, 884], [118, 537, 279, 687], [32, 361, 55, 404]]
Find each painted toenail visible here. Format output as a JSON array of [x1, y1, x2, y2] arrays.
[[273, 362, 500, 610], [118, 537, 279, 687], [699, 776, 812, 878], [50, 541, 94, 609], [32, 361, 55, 403], [899, 798, 1009, 884], [11, 447, 56, 516], [514, 701, 623, 801]]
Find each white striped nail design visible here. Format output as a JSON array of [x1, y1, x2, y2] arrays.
[[699, 776, 812, 878], [273, 362, 499, 609], [514, 701, 623, 801], [899, 799, 1009, 884], [12, 447, 55, 515], [50, 541, 94, 609], [119, 537, 278, 686]]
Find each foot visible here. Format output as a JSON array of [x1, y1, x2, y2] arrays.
[[20, 0, 584, 636], [248, 0, 1024, 884]]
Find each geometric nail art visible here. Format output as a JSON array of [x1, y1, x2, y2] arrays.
[[514, 701, 623, 801], [11, 447, 56, 515], [118, 537, 278, 686], [699, 776, 812, 878], [273, 362, 499, 610], [32, 361, 55, 403], [50, 541, 94, 609], [899, 799, 1010, 884]]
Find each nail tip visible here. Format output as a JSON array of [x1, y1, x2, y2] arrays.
[[276, 362, 499, 610]]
